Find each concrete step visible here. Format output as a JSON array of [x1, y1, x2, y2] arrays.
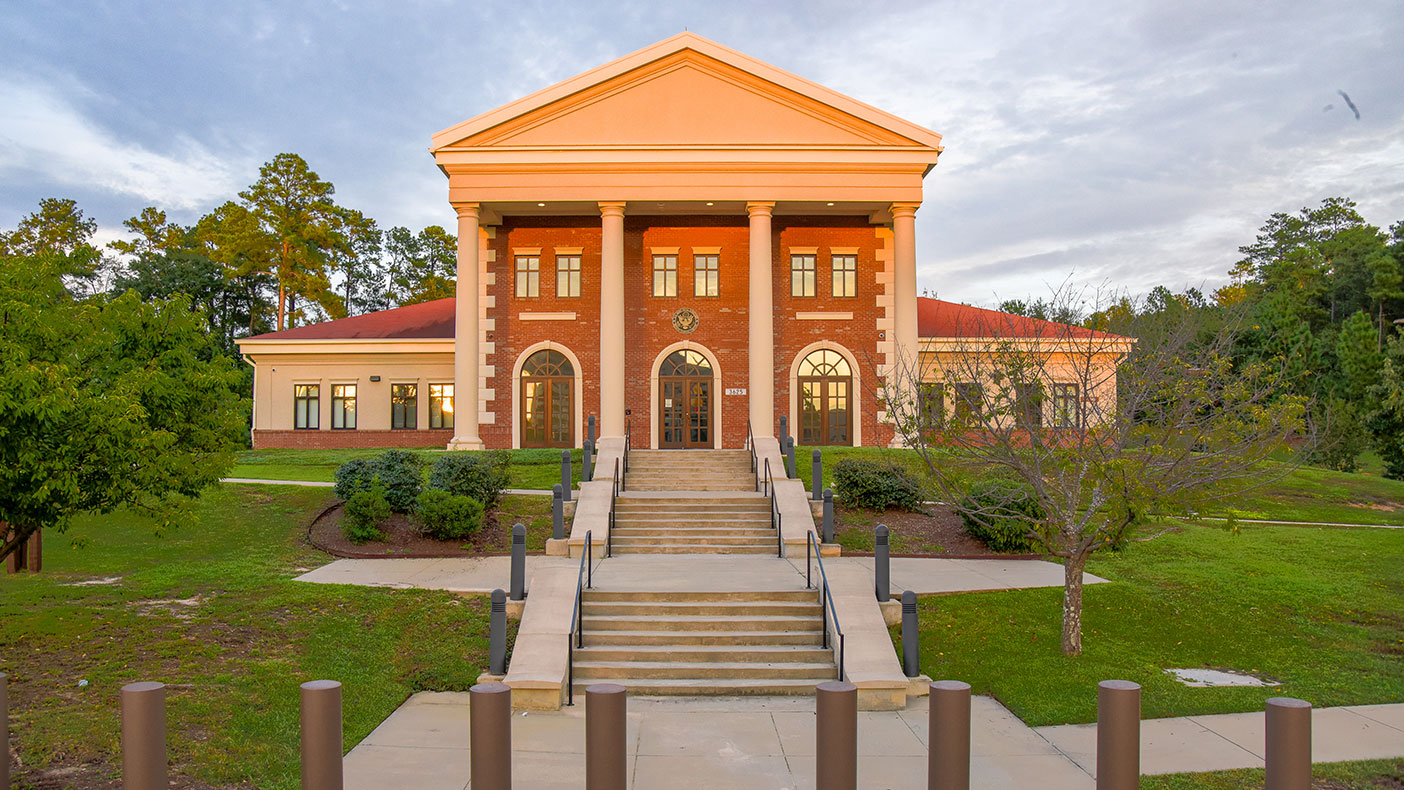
[[626, 470, 754, 478], [582, 590, 818, 603], [613, 507, 769, 516], [610, 529, 775, 539], [628, 450, 752, 461], [609, 535, 774, 547], [580, 600, 822, 617], [615, 497, 766, 506], [583, 614, 822, 632], [624, 482, 758, 491], [609, 544, 779, 555], [561, 677, 836, 696], [574, 660, 837, 680], [574, 645, 834, 663], [585, 630, 825, 646], [611, 522, 773, 532]]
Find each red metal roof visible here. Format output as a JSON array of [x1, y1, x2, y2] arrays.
[[918, 297, 1119, 339], [244, 298, 456, 340]]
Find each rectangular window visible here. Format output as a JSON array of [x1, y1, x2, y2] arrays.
[[391, 383, 417, 430], [294, 384, 319, 429], [556, 255, 581, 297], [429, 383, 455, 429], [832, 254, 857, 297], [331, 384, 357, 430], [694, 254, 719, 297], [791, 254, 816, 297], [1053, 383, 1080, 428], [918, 383, 944, 431], [652, 255, 677, 297], [952, 383, 982, 422], [515, 256, 539, 298], [1019, 384, 1044, 429]]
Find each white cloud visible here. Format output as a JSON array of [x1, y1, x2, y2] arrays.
[[0, 76, 247, 212]]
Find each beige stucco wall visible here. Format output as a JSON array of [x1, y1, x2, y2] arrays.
[[917, 343, 1128, 427]]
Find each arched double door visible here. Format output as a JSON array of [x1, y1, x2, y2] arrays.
[[659, 350, 713, 449], [798, 349, 853, 446], [521, 350, 573, 448]]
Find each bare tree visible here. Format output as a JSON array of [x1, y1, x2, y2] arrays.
[[885, 287, 1309, 656]]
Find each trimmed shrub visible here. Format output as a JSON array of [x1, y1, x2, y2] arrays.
[[832, 458, 924, 511], [414, 488, 486, 541], [334, 451, 424, 512], [333, 458, 374, 501], [343, 484, 391, 544], [429, 450, 511, 508], [959, 479, 1043, 553]]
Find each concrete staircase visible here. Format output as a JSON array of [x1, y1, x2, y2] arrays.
[[572, 589, 838, 695], [623, 449, 756, 491], [610, 494, 777, 554]]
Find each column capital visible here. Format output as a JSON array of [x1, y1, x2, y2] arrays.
[[746, 201, 776, 217], [454, 202, 481, 219], [890, 202, 920, 219], [598, 201, 627, 218]]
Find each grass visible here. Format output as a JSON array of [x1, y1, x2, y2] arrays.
[[229, 447, 585, 490], [0, 484, 499, 789], [1141, 757, 1404, 788], [900, 520, 1404, 728]]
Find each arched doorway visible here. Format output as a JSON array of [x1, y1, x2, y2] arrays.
[[797, 349, 853, 446], [520, 349, 573, 448], [658, 349, 713, 449]]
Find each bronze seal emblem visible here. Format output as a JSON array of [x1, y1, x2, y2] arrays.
[[672, 308, 699, 334]]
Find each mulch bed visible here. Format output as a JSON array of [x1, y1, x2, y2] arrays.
[[834, 504, 1043, 559], [309, 501, 543, 558]]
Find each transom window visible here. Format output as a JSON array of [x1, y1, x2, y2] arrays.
[[294, 384, 319, 429], [796, 348, 851, 378], [832, 254, 857, 297], [660, 349, 712, 378], [515, 256, 539, 298], [556, 255, 581, 297], [429, 383, 454, 429], [694, 254, 719, 297], [1053, 383, 1080, 428], [391, 383, 417, 430], [331, 384, 356, 430], [652, 255, 677, 297], [791, 254, 816, 297]]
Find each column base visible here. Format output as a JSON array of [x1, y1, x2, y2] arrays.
[[446, 438, 485, 451]]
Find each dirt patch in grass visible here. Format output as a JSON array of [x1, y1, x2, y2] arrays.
[[308, 497, 554, 558], [834, 505, 1026, 557]]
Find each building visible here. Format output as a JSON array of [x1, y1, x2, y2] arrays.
[[237, 33, 1124, 450]]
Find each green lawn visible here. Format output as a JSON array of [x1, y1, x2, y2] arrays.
[[900, 520, 1404, 728], [0, 484, 499, 789], [229, 447, 585, 490], [1141, 757, 1404, 789]]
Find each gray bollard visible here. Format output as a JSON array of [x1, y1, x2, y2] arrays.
[[816, 681, 858, 790], [588, 414, 596, 443], [470, 683, 512, 790], [583, 438, 594, 481], [1265, 697, 1311, 790], [779, 414, 789, 443], [785, 436, 797, 478], [822, 488, 835, 543], [1, 672, 8, 790], [300, 680, 343, 790], [489, 589, 507, 675], [121, 681, 167, 790], [561, 450, 572, 502], [902, 590, 919, 677], [928, 680, 972, 790], [510, 524, 526, 601], [812, 449, 823, 500], [586, 684, 628, 790], [552, 484, 565, 540], [1096, 680, 1140, 790], [875, 525, 890, 602]]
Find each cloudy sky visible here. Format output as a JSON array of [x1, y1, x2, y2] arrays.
[[2, 0, 1401, 305]]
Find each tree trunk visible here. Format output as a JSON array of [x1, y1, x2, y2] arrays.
[[276, 281, 286, 331], [1061, 554, 1087, 656]]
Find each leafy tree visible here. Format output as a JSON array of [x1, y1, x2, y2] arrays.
[[0, 253, 245, 563], [333, 208, 388, 315], [107, 206, 186, 258], [1367, 248, 1403, 350], [1367, 332, 1404, 480], [386, 225, 457, 306], [1335, 310, 1383, 402], [195, 201, 277, 336], [0, 198, 110, 294]]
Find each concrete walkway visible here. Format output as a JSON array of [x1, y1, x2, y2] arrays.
[[296, 556, 578, 594], [343, 692, 1095, 790]]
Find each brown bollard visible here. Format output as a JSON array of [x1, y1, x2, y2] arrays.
[[2, 672, 9, 790], [300, 680, 343, 790], [1265, 697, 1311, 790], [1096, 680, 1140, 790], [470, 682, 512, 790], [586, 684, 627, 790], [928, 681, 971, 790], [121, 681, 167, 790], [816, 681, 858, 790]]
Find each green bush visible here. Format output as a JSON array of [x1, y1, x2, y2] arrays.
[[343, 484, 391, 544], [334, 451, 424, 512], [958, 479, 1043, 553], [414, 488, 486, 541], [832, 458, 924, 511], [429, 450, 511, 508]]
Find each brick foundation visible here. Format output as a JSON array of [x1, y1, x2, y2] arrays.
[[252, 429, 455, 449]]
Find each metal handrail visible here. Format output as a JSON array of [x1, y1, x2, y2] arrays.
[[566, 529, 593, 706], [608, 459, 619, 558], [746, 419, 759, 490], [806, 531, 845, 681], [763, 458, 783, 557], [623, 418, 631, 491]]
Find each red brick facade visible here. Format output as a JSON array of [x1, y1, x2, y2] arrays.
[[252, 429, 455, 449]]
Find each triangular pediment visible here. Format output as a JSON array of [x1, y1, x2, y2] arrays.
[[433, 34, 942, 152]]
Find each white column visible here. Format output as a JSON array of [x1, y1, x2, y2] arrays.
[[891, 202, 920, 410], [747, 201, 776, 438], [448, 203, 483, 450], [599, 202, 627, 437]]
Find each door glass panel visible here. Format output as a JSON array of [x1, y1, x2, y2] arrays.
[[827, 381, 849, 444], [523, 381, 546, 445], [550, 380, 571, 445], [690, 381, 710, 445], [800, 381, 822, 444]]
